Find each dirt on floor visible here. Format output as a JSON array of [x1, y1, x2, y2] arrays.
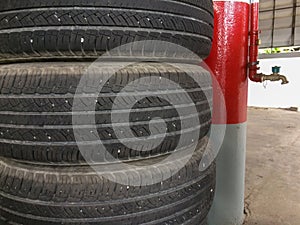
[[243, 108, 300, 225]]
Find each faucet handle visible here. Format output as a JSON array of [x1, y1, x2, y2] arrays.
[[272, 66, 281, 74]]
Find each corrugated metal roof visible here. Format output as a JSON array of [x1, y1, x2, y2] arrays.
[[259, 0, 300, 48]]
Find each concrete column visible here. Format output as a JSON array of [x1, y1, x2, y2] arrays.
[[205, 0, 251, 224], [208, 124, 247, 225]]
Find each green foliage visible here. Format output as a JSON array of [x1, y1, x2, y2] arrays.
[[260, 46, 300, 55]]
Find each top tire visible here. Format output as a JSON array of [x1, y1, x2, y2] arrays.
[[0, 0, 214, 63]]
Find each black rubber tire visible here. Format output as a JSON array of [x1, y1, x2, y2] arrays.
[[0, 0, 214, 63], [0, 139, 216, 225], [0, 62, 212, 164]]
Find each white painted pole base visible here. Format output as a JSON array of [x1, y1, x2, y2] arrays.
[[208, 123, 247, 225]]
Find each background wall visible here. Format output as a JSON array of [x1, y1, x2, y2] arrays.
[[248, 57, 300, 108]]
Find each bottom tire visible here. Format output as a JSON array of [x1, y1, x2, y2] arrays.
[[0, 138, 215, 225]]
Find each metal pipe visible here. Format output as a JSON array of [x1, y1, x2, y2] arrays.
[[271, 0, 276, 49], [249, 0, 262, 83], [248, 0, 289, 85], [291, 0, 297, 46]]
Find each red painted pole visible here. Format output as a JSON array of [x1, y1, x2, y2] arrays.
[[205, 0, 250, 125], [205, 1, 254, 224], [205, 1, 286, 224]]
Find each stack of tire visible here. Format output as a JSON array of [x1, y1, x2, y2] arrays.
[[0, 1, 215, 225]]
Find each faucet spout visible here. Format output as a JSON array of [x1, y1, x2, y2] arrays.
[[249, 65, 289, 86], [260, 73, 289, 85], [278, 75, 289, 85]]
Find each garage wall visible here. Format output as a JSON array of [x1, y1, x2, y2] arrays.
[[260, 0, 300, 48], [248, 57, 300, 108]]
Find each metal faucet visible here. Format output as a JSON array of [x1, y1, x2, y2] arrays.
[[256, 66, 289, 85]]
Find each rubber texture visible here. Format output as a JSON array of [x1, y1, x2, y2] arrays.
[[0, 0, 214, 63], [0, 139, 216, 225], [0, 62, 212, 164]]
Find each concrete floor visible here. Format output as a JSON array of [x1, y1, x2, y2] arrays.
[[244, 108, 300, 225]]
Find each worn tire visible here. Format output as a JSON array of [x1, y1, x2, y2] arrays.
[[0, 62, 212, 164], [0, 139, 215, 225], [0, 0, 214, 63]]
